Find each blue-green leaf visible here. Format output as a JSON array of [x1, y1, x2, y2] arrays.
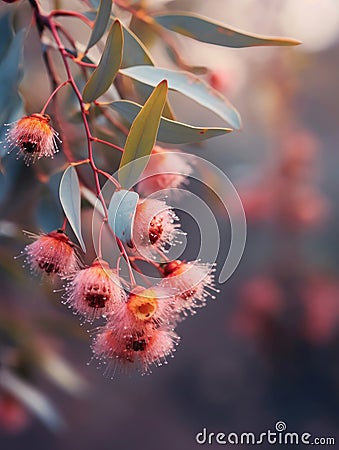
[[85, 0, 112, 52], [110, 100, 232, 143], [0, 12, 14, 62], [154, 12, 301, 48], [0, 28, 25, 150], [59, 166, 86, 252], [83, 19, 123, 103], [120, 65, 241, 129], [119, 80, 168, 188], [108, 189, 139, 246]]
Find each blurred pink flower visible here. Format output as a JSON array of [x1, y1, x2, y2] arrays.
[[208, 69, 233, 94], [0, 394, 30, 433], [300, 276, 339, 344], [137, 146, 192, 196], [231, 276, 284, 338]]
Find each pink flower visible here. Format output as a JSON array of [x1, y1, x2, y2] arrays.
[[92, 321, 179, 375], [132, 198, 182, 255], [63, 259, 126, 322], [4, 113, 61, 165], [137, 146, 192, 196], [161, 260, 217, 319], [23, 230, 82, 277]]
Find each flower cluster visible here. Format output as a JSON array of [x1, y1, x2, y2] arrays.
[[16, 132, 216, 375], [22, 224, 216, 374]]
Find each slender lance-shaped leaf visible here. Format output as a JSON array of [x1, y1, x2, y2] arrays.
[[119, 80, 168, 188], [121, 22, 154, 68], [110, 100, 232, 144], [59, 166, 86, 252], [154, 12, 301, 48], [85, 0, 112, 52], [120, 66, 241, 129], [83, 19, 123, 103]]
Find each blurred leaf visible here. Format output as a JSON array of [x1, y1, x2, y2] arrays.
[[118, 80, 168, 188], [154, 12, 301, 48], [110, 100, 232, 143], [120, 65, 241, 129], [36, 186, 63, 232], [85, 0, 112, 52], [121, 22, 154, 68], [108, 189, 139, 246], [0, 369, 65, 433], [83, 19, 123, 103], [88, 0, 100, 7], [59, 166, 86, 252], [39, 350, 88, 397], [0, 12, 14, 61], [129, 14, 158, 49], [119, 22, 175, 119], [0, 28, 25, 155]]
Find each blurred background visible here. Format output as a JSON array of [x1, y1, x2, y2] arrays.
[[0, 0, 338, 448]]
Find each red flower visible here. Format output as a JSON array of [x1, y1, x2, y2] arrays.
[[92, 321, 179, 375], [5, 113, 61, 165], [23, 230, 82, 277], [63, 259, 126, 322], [161, 260, 217, 319], [132, 198, 183, 256]]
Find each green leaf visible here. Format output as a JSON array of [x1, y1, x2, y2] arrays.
[[119, 80, 168, 188], [121, 23, 154, 68], [83, 19, 123, 103], [59, 166, 86, 252], [120, 65, 241, 129], [110, 100, 232, 144], [154, 12, 301, 48], [85, 0, 112, 52]]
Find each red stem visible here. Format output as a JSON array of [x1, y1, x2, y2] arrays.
[[30, 1, 139, 284], [40, 80, 70, 115], [49, 9, 93, 27]]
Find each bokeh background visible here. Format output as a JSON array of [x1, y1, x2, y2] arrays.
[[0, 0, 338, 449]]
